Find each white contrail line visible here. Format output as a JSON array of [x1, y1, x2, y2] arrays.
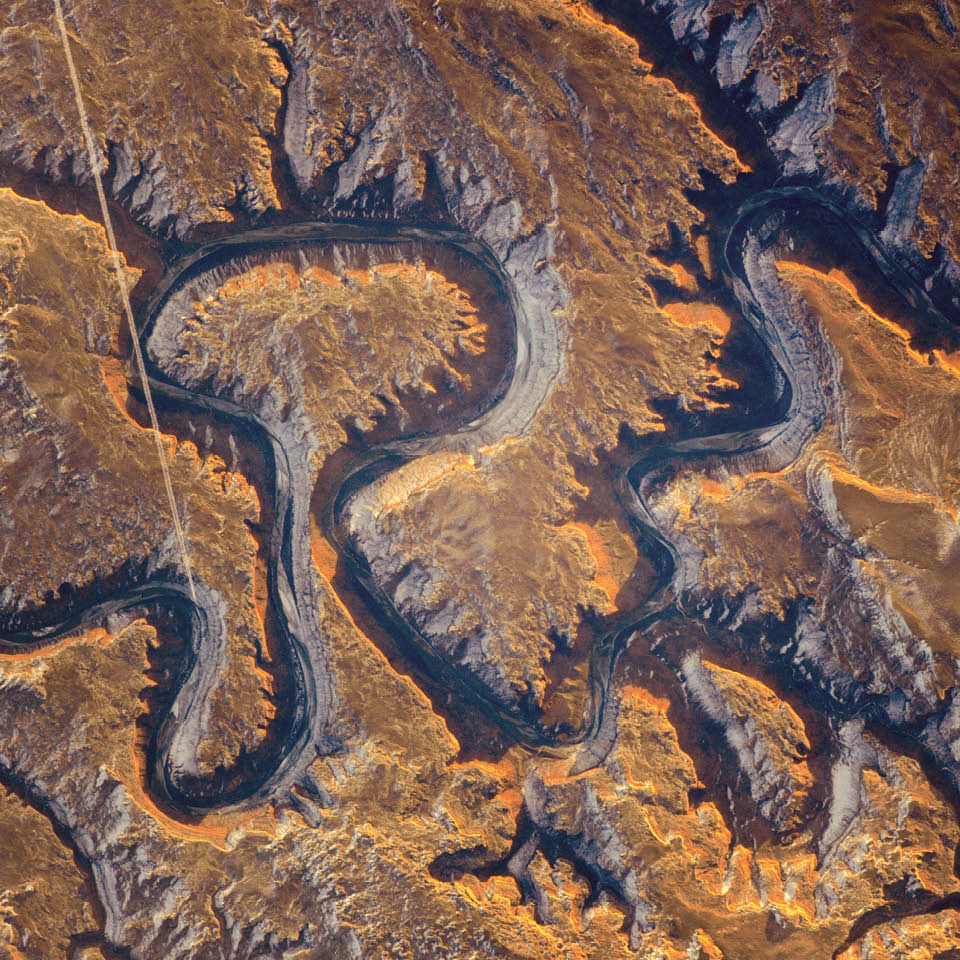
[[52, 0, 197, 603]]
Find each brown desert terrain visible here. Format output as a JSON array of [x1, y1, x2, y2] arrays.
[[1, 2, 959, 958]]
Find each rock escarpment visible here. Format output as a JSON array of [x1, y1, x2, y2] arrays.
[[0, 2, 958, 959]]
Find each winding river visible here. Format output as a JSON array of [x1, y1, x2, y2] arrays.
[[0, 186, 953, 815]]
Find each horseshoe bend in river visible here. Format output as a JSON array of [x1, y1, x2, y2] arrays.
[[0, 185, 953, 816]]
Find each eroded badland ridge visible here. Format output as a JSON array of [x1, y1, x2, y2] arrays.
[[0, 1, 959, 958]]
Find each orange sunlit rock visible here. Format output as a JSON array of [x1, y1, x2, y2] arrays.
[[1, 1, 959, 957]]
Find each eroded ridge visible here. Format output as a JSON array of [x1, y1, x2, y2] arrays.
[[2, 1, 960, 954]]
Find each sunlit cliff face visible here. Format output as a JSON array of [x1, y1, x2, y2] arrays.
[[1, 1, 960, 958]]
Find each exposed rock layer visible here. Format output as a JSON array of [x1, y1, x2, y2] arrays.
[[0, 1, 958, 958]]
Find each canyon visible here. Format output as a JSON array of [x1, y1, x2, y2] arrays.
[[1, 1, 959, 958]]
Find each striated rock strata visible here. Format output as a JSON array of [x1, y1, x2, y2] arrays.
[[0, 1, 959, 958]]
